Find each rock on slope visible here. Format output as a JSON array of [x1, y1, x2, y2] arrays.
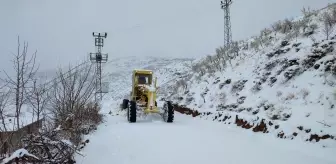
[[162, 4, 336, 147]]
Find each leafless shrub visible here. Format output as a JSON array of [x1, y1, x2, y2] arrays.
[[301, 7, 317, 18], [195, 74, 202, 83], [300, 17, 311, 33], [299, 88, 310, 99], [175, 79, 187, 91], [333, 89, 336, 100], [309, 35, 317, 43], [191, 63, 201, 73], [285, 92, 296, 100], [218, 92, 227, 103], [309, 23, 319, 31], [281, 19, 293, 34], [332, 5, 336, 21], [230, 41, 240, 57], [250, 36, 261, 51], [192, 62, 206, 76], [49, 63, 102, 145], [261, 28, 273, 36], [203, 58, 216, 74], [215, 46, 229, 68], [272, 20, 283, 33], [291, 21, 302, 41], [276, 91, 283, 97]]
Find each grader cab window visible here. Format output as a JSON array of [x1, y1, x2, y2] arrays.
[[137, 74, 151, 84]]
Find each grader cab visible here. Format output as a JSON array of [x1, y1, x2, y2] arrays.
[[122, 69, 174, 123]]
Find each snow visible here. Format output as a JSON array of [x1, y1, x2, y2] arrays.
[[1, 148, 39, 164], [75, 111, 336, 164]]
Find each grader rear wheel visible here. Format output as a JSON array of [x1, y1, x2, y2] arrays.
[[122, 99, 129, 109]]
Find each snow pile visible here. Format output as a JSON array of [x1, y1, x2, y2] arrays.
[[162, 4, 336, 146], [1, 148, 38, 164]]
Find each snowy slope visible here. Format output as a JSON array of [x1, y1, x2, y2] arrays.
[[164, 4, 336, 146]]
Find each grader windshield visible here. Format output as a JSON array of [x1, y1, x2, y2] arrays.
[[137, 74, 152, 85], [133, 69, 153, 85]]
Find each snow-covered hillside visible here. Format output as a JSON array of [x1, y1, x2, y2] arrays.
[[162, 4, 336, 147]]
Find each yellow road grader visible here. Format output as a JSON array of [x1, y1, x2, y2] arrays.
[[121, 69, 174, 123]]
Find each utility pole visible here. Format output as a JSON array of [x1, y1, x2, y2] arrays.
[[90, 32, 108, 102], [220, 0, 233, 67]]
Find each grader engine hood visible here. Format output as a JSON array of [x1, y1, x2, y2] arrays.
[[133, 74, 159, 113], [144, 85, 156, 106], [143, 81, 158, 113]]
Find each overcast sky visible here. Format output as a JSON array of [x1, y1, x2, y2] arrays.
[[0, 0, 335, 73]]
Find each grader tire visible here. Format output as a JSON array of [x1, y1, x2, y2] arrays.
[[166, 101, 174, 123], [122, 99, 129, 110], [128, 101, 137, 123]]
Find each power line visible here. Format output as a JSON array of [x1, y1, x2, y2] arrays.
[[37, 60, 89, 88]]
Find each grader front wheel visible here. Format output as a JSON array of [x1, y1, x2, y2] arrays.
[[128, 101, 137, 123], [163, 101, 174, 123]]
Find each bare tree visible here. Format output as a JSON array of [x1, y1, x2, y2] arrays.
[[215, 46, 229, 69], [231, 41, 239, 57], [0, 87, 11, 132], [282, 19, 293, 34], [214, 53, 222, 71], [250, 36, 261, 51], [0, 84, 17, 157], [301, 7, 313, 18], [271, 20, 283, 34], [321, 11, 336, 40], [292, 21, 302, 41], [300, 17, 311, 33], [206, 55, 213, 65], [1, 37, 38, 130], [332, 6, 336, 21]]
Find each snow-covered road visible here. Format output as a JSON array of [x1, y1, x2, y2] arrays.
[[75, 112, 336, 164]]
